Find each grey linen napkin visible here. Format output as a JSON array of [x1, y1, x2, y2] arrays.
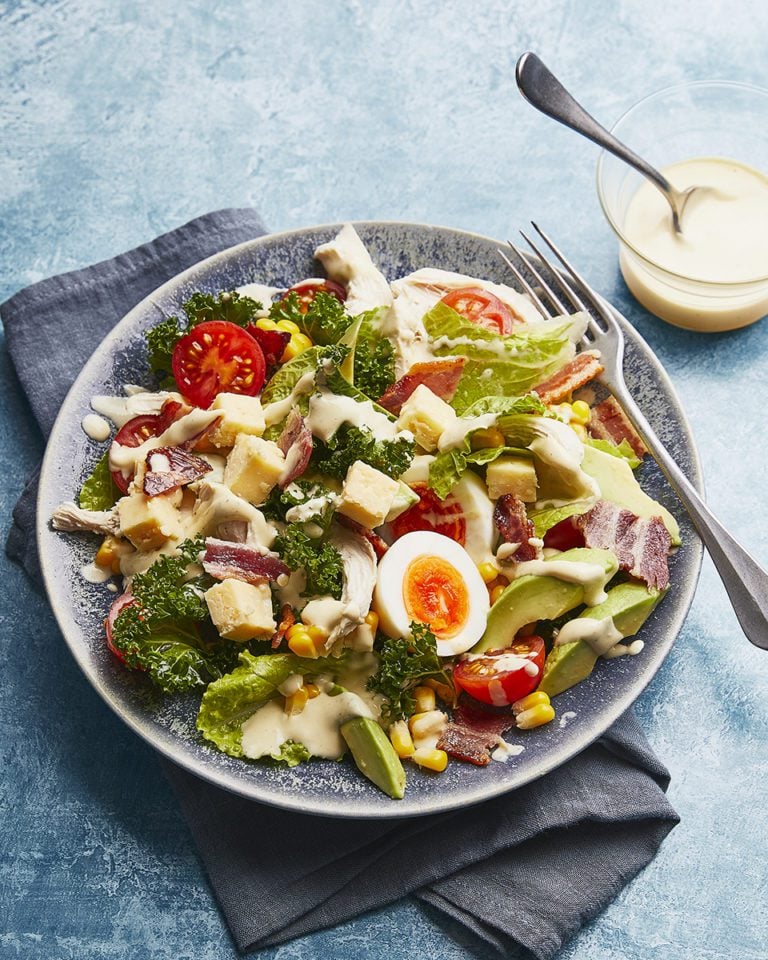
[[4, 209, 679, 959]]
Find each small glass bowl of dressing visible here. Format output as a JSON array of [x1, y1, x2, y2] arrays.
[[597, 81, 768, 332]]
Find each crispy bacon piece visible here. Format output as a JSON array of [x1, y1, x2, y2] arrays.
[[202, 538, 290, 585], [247, 325, 291, 368], [589, 396, 647, 459], [143, 446, 212, 496], [337, 514, 389, 559], [577, 500, 671, 590], [377, 358, 466, 413], [271, 603, 296, 649], [493, 495, 538, 562], [437, 703, 516, 767], [277, 409, 313, 489], [533, 350, 604, 405]]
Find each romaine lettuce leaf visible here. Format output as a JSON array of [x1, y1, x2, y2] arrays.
[[584, 437, 642, 470], [422, 301, 574, 413], [528, 501, 594, 538], [261, 347, 320, 405], [78, 451, 120, 511], [196, 650, 344, 758]]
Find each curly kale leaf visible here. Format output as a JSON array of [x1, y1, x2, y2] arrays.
[[312, 423, 414, 481], [182, 290, 263, 329], [270, 290, 352, 346], [367, 622, 452, 723], [352, 310, 396, 400], [146, 315, 184, 383], [274, 524, 344, 599], [110, 536, 240, 693]]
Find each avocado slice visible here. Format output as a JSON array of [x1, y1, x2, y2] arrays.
[[340, 716, 406, 800], [581, 445, 680, 546], [538, 581, 667, 697], [473, 547, 619, 654]]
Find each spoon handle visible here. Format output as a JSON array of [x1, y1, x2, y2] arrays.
[[516, 52, 674, 199]]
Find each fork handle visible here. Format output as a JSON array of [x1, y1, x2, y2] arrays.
[[612, 381, 768, 650]]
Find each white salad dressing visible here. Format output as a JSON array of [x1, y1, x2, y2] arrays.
[[91, 389, 184, 429], [603, 639, 645, 659], [81, 414, 111, 441], [109, 407, 219, 478], [262, 371, 316, 428], [235, 283, 283, 314], [285, 492, 340, 525], [80, 561, 112, 584], [491, 740, 525, 763], [559, 711, 577, 729], [308, 391, 408, 444], [620, 157, 768, 331], [555, 616, 624, 656], [512, 558, 613, 607]]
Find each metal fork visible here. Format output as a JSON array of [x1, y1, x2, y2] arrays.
[[501, 223, 768, 651]]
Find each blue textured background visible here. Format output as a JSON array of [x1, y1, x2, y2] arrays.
[[2, 2, 767, 958]]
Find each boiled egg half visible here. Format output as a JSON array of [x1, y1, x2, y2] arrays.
[[374, 530, 490, 656]]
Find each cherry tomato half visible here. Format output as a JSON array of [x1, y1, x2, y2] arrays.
[[105, 591, 141, 666], [440, 286, 517, 335], [171, 320, 266, 409], [110, 400, 184, 493], [543, 517, 585, 551], [390, 482, 466, 544], [453, 637, 546, 707], [281, 279, 347, 314]]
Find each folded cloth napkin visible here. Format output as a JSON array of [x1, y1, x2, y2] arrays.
[[4, 209, 679, 959]]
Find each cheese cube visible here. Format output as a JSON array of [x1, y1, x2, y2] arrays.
[[486, 456, 538, 502], [224, 435, 285, 504], [117, 492, 183, 550], [397, 384, 457, 451], [208, 393, 266, 448], [337, 460, 400, 528], [205, 579, 276, 642]]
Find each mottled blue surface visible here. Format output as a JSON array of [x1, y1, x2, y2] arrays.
[[1, 2, 767, 958]]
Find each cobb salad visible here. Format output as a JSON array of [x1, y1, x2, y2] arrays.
[[52, 224, 679, 799]]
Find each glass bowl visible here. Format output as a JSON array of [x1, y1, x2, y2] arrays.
[[596, 81, 768, 332]]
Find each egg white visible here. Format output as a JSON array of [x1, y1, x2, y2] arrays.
[[374, 530, 490, 657]]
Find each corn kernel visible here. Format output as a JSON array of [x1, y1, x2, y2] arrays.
[[389, 720, 415, 759], [512, 690, 551, 713], [286, 623, 308, 641], [424, 677, 455, 705], [490, 584, 506, 604], [307, 624, 328, 644], [516, 703, 555, 730], [305, 683, 321, 699], [292, 332, 313, 352], [284, 686, 309, 716], [470, 427, 505, 450], [409, 710, 445, 741], [570, 400, 591, 425], [275, 318, 301, 334], [255, 318, 279, 331], [287, 632, 318, 658], [413, 685, 436, 712], [570, 423, 588, 440], [364, 610, 379, 633], [412, 748, 448, 772], [477, 561, 498, 584]]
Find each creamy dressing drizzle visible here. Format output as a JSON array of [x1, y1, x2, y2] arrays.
[[285, 492, 340, 524], [437, 412, 497, 452], [491, 739, 525, 763], [109, 407, 219, 476], [308, 391, 407, 444], [556, 616, 624, 656], [91, 390, 183, 429], [262, 371, 316, 428], [603, 639, 645, 659], [80, 561, 112, 584], [81, 414, 111, 441], [512, 559, 613, 606]]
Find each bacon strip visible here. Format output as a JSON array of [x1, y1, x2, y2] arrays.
[[577, 500, 671, 590], [202, 538, 290, 585], [533, 350, 603, 404], [337, 514, 389, 559], [247, 325, 291, 367], [377, 358, 466, 413], [277, 409, 313, 489], [271, 603, 296, 649], [493, 495, 538, 562], [143, 446, 212, 496], [589, 396, 647, 459], [437, 703, 516, 767]]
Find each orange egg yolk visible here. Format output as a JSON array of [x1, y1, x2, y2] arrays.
[[403, 555, 470, 638]]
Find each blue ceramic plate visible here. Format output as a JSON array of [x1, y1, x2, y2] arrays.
[[37, 222, 703, 818]]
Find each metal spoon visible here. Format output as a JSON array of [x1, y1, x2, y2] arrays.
[[516, 52, 698, 233]]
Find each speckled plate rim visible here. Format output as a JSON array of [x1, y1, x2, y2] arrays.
[[37, 220, 704, 819]]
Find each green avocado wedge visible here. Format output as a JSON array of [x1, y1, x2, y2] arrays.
[[340, 716, 406, 800], [538, 581, 668, 697], [473, 547, 619, 654], [581, 445, 680, 546]]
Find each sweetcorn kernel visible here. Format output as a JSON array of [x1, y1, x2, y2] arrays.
[[284, 686, 309, 716], [412, 748, 448, 772], [307, 625, 328, 644], [287, 632, 318, 658], [276, 318, 301, 334], [516, 703, 555, 730], [286, 623, 308, 641], [512, 691, 551, 713], [570, 400, 591, 425], [364, 611, 379, 633], [255, 318, 279, 331], [413, 685, 436, 713], [477, 562, 498, 584], [305, 683, 321, 699], [490, 584, 507, 604], [389, 720, 415, 759]]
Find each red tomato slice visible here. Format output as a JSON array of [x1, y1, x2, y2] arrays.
[[543, 517, 585, 551], [110, 400, 184, 493], [390, 483, 466, 544], [440, 286, 517, 335], [105, 592, 141, 666], [453, 637, 545, 707], [282, 279, 347, 314], [172, 320, 266, 408]]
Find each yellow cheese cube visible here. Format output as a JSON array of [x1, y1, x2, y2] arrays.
[[396, 384, 457, 451], [224, 435, 285, 504], [337, 460, 400, 529], [204, 579, 276, 641], [209, 393, 266, 448], [117, 492, 183, 550], [486, 455, 538, 502]]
